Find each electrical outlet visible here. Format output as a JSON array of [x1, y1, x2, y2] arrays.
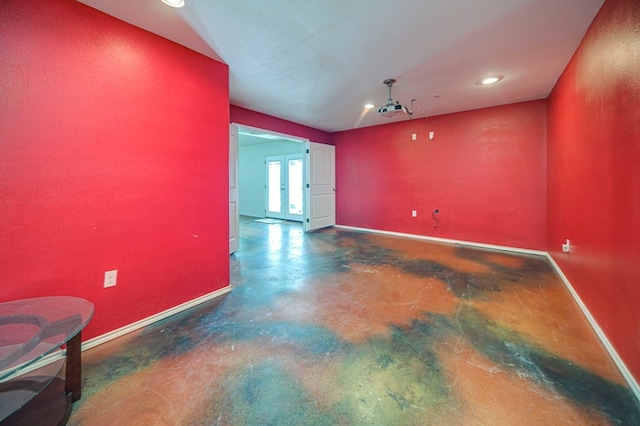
[[433, 209, 439, 215], [411, 133, 417, 141], [412, 210, 417, 217], [562, 239, 571, 253], [104, 270, 118, 288]]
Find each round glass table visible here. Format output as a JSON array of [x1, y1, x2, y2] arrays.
[[0, 297, 94, 425]]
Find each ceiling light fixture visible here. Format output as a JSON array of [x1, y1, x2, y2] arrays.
[[477, 75, 504, 85], [161, 0, 185, 8], [364, 103, 375, 109]]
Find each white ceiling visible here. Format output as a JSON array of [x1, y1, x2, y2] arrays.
[[78, 0, 604, 133]]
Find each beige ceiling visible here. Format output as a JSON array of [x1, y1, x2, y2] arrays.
[[78, 0, 604, 133]]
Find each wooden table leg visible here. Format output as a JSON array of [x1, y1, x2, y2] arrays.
[[65, 331, 82, 402]]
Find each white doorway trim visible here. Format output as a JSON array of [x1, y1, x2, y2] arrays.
[[236, 124, 309, 146], [229, 123, 239, 254]]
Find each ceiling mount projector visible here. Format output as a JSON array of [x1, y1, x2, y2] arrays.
[[377, 78, 414, 118]]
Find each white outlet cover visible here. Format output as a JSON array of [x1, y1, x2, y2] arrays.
[[104, 270, 118, 288]]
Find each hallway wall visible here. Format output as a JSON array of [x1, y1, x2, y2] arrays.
[[0, 0, 230, 340], [547, 0, 640, 381], [333, 101, 548, 250]]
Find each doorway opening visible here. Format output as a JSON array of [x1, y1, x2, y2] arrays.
[[230, 123, 336, 255], [235, 125, 305, 225]]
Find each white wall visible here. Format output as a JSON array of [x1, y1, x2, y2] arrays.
[[239, 137, 303, 217]]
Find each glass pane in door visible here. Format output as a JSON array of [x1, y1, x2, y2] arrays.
[[288, 158, 303, 215], [268, 160, 282, 213]]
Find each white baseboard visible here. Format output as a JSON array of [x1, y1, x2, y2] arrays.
[[335, 225, 548, 256], [2, 286, 232, 380], [545, 255, 640, 402], [82, 285, 233, 351]]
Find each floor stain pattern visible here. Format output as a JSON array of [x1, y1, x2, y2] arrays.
[[69, 217, 640, 425]]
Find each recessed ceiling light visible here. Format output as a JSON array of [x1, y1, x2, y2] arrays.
[[477, 75, 504, 85], [364, 103, 375, 109], [161, 0, 185, 8]]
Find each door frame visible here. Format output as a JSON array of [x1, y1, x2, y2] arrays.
[[232, 123, 334, 234], [234, 124, 307, 221], [229, 124, 239, 254]]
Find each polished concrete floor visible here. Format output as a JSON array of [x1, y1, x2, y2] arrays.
[[69, 217, 640, 425]]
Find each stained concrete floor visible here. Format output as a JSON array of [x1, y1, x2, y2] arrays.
[[69, 217, 640, 425]]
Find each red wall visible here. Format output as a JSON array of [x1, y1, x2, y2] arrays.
[[547, 0, 640, 380], [230, 105, 333, 144], [334, 101, 547, 250], [0, 0, 230, 340]]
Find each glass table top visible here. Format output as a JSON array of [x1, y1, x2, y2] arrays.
[[0, 296, 94, 381]]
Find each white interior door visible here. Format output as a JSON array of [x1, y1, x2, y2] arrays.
[[304, 142, 335, 231], [229, 124, 239, 254]]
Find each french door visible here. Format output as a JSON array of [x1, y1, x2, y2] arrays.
[[266, 154, 304, 222]]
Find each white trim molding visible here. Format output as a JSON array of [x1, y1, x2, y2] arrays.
[[83, 285, 232, 351], [545, 255, 640, 402], [335, 225, 547, 256]]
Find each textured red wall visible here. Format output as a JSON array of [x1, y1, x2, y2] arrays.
[[0, 0, 230, 340], [231, 105, 333, 144], [334, 101, 547, 250], [547, 0, 640, 380]]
